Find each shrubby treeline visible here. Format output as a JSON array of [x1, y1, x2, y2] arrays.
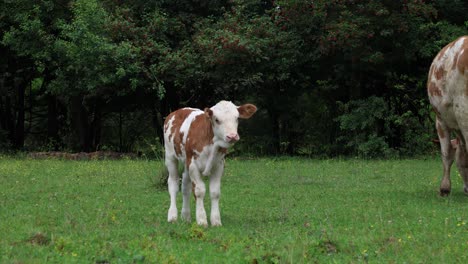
[[1, 0, 467, 157]]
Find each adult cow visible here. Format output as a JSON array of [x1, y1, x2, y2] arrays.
[[163, 101, 257, 226], [428, 36, 468, 196]]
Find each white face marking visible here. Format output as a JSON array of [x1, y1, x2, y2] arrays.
[[180, 110, 204, 144], [210, 101, 240, 144]]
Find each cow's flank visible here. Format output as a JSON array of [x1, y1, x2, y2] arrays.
[[428, 36, 468, 196]]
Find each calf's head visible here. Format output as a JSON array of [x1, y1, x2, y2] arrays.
[[204, 101, 257, 144]]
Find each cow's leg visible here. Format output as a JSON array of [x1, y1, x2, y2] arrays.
[[456, 136, 468, 195], [166, 158, 179, 222], [181, 168, 192, 222], [189, 162, 208, 227], [437, 118, 455, 196], [209, 160, 224, 226]]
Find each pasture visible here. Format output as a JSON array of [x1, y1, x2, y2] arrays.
[[1, 156, 467, 263]]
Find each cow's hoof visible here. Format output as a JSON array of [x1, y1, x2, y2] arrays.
[[440, 189, 451, 197], [464, 187, 468, 195]]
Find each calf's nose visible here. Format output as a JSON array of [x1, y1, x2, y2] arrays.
[[226, 133, 240, 143]]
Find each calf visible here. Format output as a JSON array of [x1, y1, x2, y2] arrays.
[[428, 36, 468, 196], [163, 101, 257, 226]]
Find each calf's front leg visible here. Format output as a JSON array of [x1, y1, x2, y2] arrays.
[[210, 160, 224, 226], [189, 162, 208, 227]]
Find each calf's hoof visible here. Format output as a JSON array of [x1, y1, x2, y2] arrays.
[[181, 211, 191, 222], [211, 221, 222, 227], [168, 208, 178, 222], [211, 215, 222, 227], [197, 220, 208, 228]]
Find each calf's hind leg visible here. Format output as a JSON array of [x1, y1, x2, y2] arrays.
[[181, 169, 192, 221], [166, 158, 180, 222]]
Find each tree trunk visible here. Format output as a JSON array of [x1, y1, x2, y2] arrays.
[[5, 94, 15, 146], [47, 94, 59, 147], [271, 110, 281, 154], [13, 77, 25, 149], [151, 106, 164, 145], [90, 99, 102, 151], [119, 108, 123, 153], [70, 95, 90, 152]]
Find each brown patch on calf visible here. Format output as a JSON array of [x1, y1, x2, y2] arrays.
[[164, 109, 196, 157], [428, 82, 442, 97], [185, 114, 214, 167], [204, 108, 213, 118]]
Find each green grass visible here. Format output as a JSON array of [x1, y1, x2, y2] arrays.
[[1, 156, 468, 263]]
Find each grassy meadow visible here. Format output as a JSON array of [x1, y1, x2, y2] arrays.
[[1, 156, 468, 263]]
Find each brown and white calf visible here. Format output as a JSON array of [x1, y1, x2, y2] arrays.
[[428, 36, 468, 196], [163, 101, 257, 226]]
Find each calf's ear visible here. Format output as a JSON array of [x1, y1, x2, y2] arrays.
[[238, 104, 257, 119], [204, 108, 213, 119]]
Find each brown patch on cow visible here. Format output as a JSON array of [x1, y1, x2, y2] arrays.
[[435, 42, 453, 62], [452, 51, 460, 70], [185, 114, 214, 167], [238, 104, 257, 119], [427, 65, 435, 91], [436, 122, 446, 139], [428, 65, 435, 78], [434, 66, 446, 80], [456, 38, 468, 74], [164, 109, 197, 157], [428, 81, 442, 97]]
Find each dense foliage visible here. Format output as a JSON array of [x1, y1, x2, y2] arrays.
[[1, 0, 467, 157]]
